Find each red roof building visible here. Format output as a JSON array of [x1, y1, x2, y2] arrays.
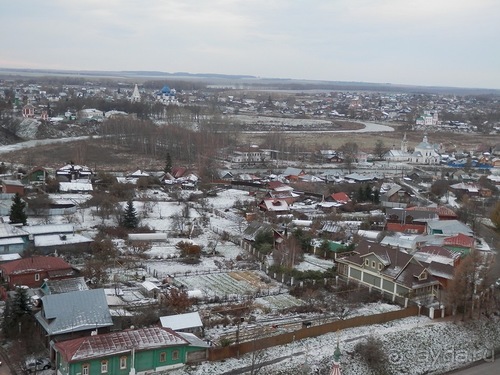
[[0, 256, 77, 289], [443, 233, 474, 249], [330, 192, 351, 204], [385, 222, 426, 234], [406, 205, 458, 220]]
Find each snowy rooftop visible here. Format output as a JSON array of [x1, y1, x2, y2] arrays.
[[160, 311, 203, 331]]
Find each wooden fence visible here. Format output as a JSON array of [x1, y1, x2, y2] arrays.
[[208, 305, 419, 361]]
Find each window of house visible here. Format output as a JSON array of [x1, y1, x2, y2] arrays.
[[35, 273, 40, 281], [172, 350, 179, 360], [378, 263, 382, 271], [120, 356, 127, 370], [101, 360, 108, 373], [419, 272, 427, 280], [160, 352, 166, 362], [364, 259, 369, 266], [371, 261, 376, 268], [82, 364, 90, 375]]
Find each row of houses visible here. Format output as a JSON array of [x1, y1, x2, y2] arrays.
[[0, 223, 92, 257], [0, 255, 208, 375]]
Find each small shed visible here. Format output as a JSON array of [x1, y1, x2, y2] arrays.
[[141, 280, 160, 299], [128, 232, 168, 242], [160, 311, 203, 335]]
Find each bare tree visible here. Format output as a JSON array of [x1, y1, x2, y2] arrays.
[[373, 139, 388, 160], [339, 141, 359, 173], [162, 288, 193, 315], [129, 241, 152, 256], [447, 249, 494, 320]]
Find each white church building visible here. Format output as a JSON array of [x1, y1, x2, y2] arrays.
[[156, 85, 178, 105], [130, 84, 141, 103], [409, 135, 441, 164], [385, 134, 441, 165], [416, 110, 439, 126]]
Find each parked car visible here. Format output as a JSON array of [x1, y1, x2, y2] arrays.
[[23, 358, 51, 373]]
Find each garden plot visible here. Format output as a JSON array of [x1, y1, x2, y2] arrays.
[[174, 270, 281, 298], [254, 293, 304, 311], [295, 254, 335, 272]]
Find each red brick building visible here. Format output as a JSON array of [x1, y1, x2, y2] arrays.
[[0, 256, 77, 289], [1, 180, 25, 196]]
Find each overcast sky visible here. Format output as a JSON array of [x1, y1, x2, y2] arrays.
[[1, 0, 499, 89]]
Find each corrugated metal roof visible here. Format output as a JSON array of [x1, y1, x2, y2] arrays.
[[0, 222, 28, 238], [36, 289, 113, 335], [22, 224, 74, 235], [0, 256, 73, 275], [41, 277, 89, 295], [160, 311, 203, 331], [55, 327, 188, 363]]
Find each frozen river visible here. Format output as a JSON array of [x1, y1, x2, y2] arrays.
[[239, 120, 394, 134]]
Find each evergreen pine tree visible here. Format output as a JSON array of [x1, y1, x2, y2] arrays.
[[2, 287, 32, 338], [363, 184, 372, 202], [1, 298, 13, 336], [12, 286, 32, 316], [9, 192, 27, 225], [356, 186, 364, 202], [164, 152, 172, 174], [122, 199, 139, 229]]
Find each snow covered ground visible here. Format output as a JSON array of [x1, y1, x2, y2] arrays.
[[170, 315, 500, 375], [0, 135, 97, 154], [12, 187, 500, 375]]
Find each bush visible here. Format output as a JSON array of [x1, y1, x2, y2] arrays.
[[219, 338, 233, 347], [354, 336, 388, 374]]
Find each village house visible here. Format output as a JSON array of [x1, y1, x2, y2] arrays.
[[426, 220, 473, 237], [1, 179, 25, 196], [326, 192, 351, 205], [413, 246, 460, 290], [23, 224, 93, 255], [53, 326, 209, 375], [0, 256, 78, 289], [385, 207, 439, 234], [56, 163, 93, 182], [0, 222, 30, 255], [21, 167, 48, 185], [380, 184, 412, 207], [282, 167, 305, 182], [35, 288, 114, 348], [336, 240, 441, 302], [40, 276, 89, 296], [259, 198, 290, 213], [407, 205, 458, 220], [229, 146, 271, 164]]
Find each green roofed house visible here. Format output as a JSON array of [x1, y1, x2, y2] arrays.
[[313, 239, 354, 260], [53, 326, 209, 375]]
